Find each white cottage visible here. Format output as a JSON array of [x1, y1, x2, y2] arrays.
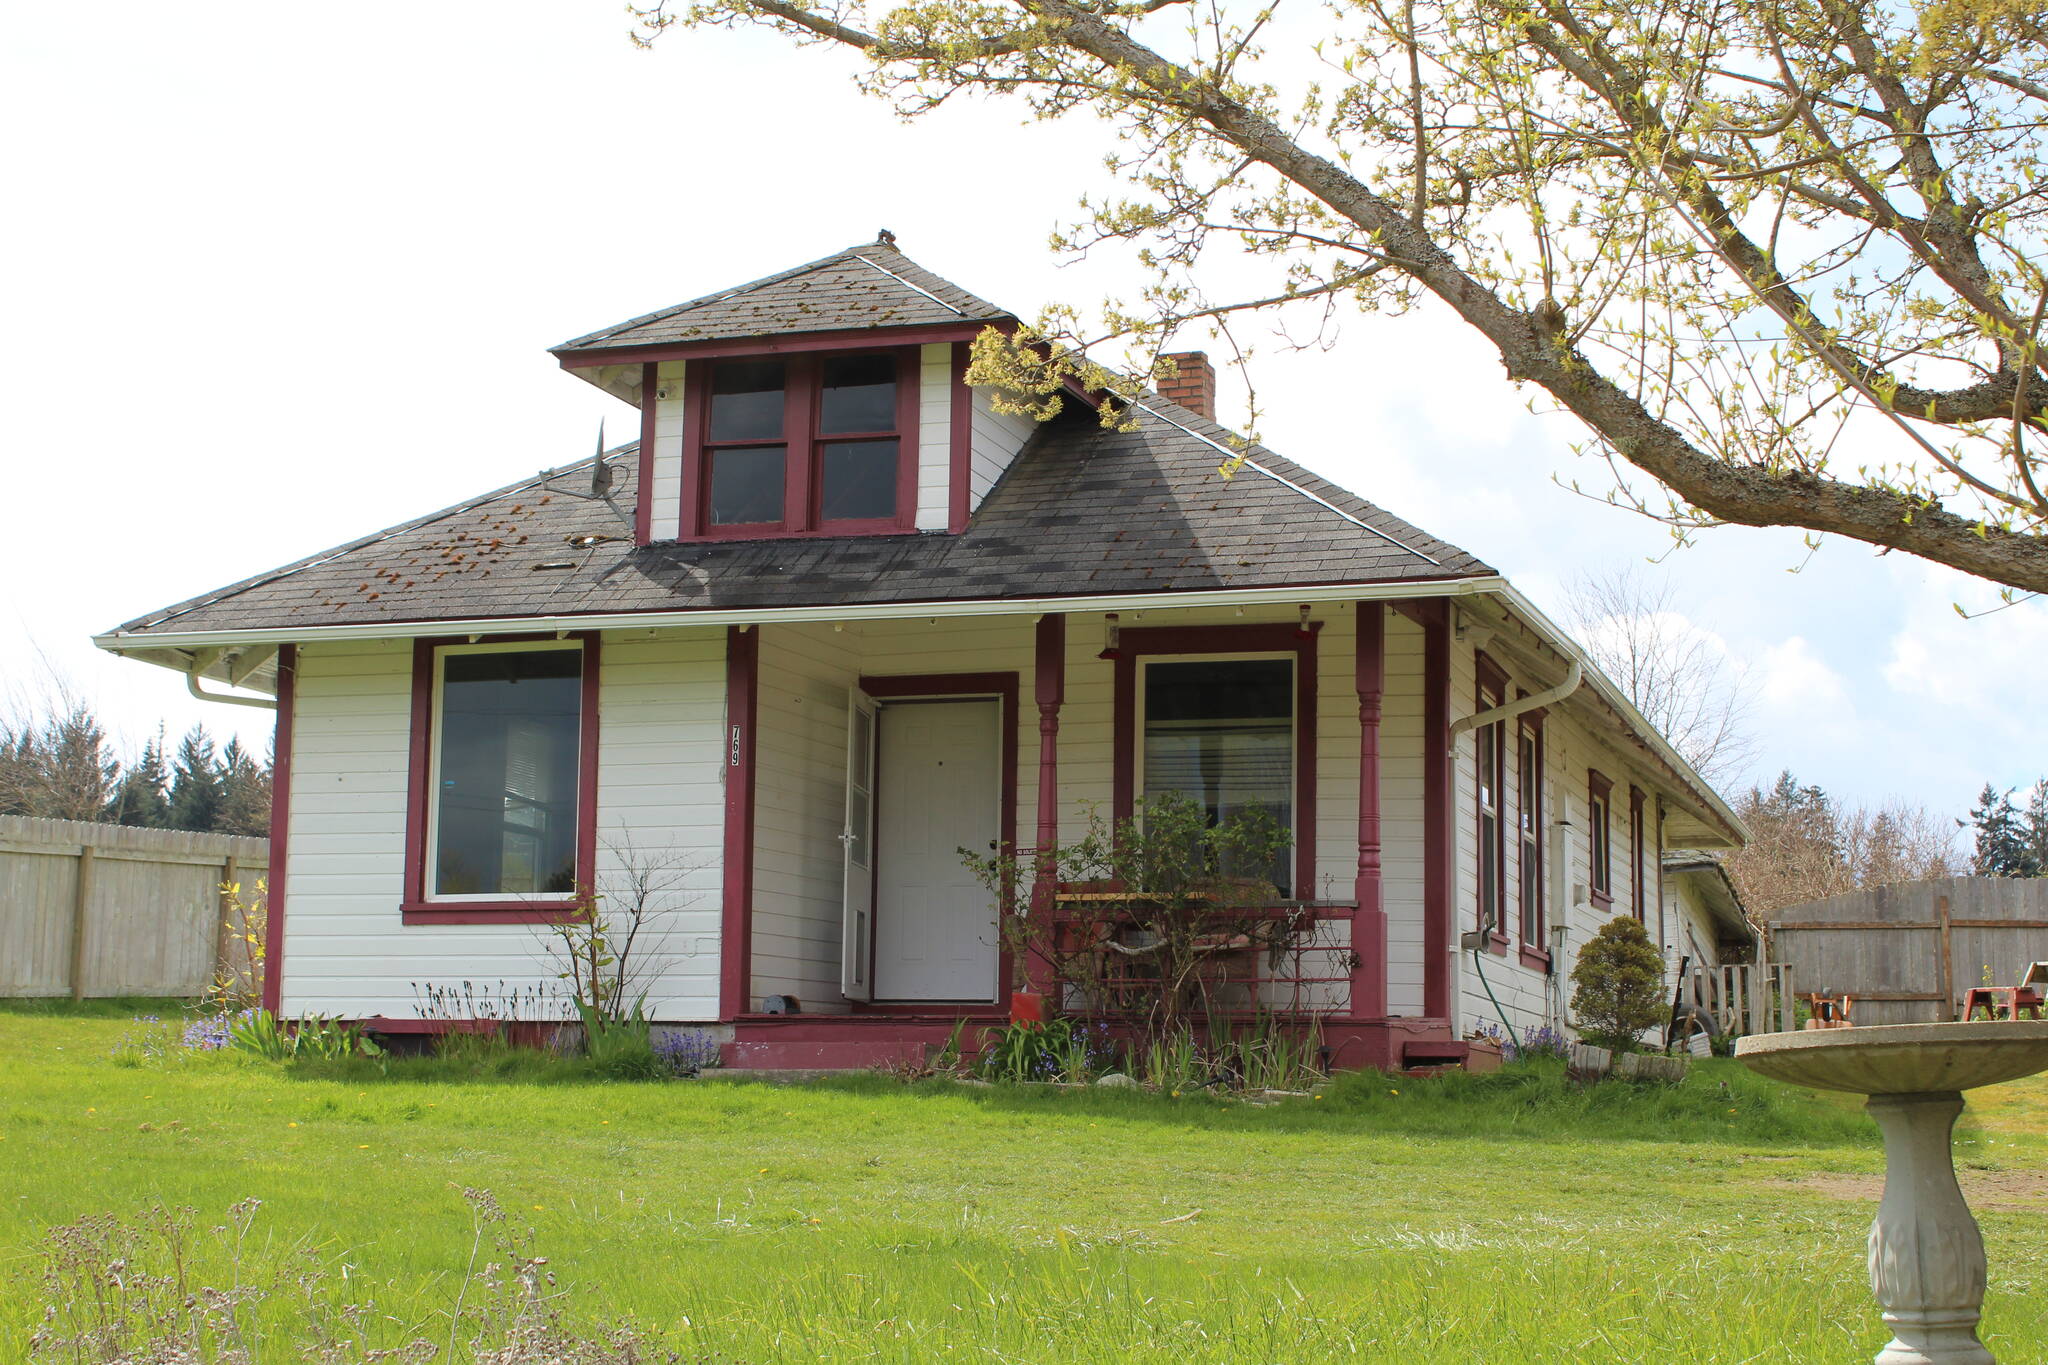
[[96, 238, 1745, 1070]]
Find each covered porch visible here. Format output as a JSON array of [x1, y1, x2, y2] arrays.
[[716, 596, 1467, 1072]]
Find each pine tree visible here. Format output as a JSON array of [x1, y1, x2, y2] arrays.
[[215, 736, 272, 837], [167, 726, 223, 832], [106, 729, 172, 828], [42, 705, 121, 823], [1968, 785, 2039, 878], [2022, 781, 2048, 877]]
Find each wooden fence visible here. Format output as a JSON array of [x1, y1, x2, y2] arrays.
[[1769, 877, 2048, 1026], [0, 815, 268, 999], [1676, 961, 1798, 1038]]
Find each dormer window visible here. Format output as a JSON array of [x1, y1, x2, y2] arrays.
[[689, 347, 917, 537]]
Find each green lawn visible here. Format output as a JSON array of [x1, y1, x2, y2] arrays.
[[4, 1003, 2046, 1363]]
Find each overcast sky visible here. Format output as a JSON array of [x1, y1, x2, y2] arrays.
[[3, 1, 2040, 835]]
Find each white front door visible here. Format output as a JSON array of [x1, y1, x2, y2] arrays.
[[873, 698, 1001, 1002], [840, 690, 878, 1002]]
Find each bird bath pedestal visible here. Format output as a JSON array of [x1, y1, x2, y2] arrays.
[[1736, 1022, 2048, 1365]]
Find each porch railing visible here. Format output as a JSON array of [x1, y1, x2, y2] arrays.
[[1048, 894, 1361, 1021]]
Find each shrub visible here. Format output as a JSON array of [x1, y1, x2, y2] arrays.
[[1569, 916, 1667, 1053]]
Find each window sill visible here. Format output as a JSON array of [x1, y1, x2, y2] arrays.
[[1590, 890, 1613, 912], [400, 901, 588, 926], [1519, 945, 1553, 974], [1483, 929, 1509, 955]]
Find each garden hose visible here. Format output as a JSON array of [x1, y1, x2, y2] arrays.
[[1471, 938, 1518, 1051]]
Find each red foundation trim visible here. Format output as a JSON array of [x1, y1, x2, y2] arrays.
[[1109, 622, 1320, 898], [1421, 601, 1453, 1020], [400, 633, 601, 925], [949, 341, 972, 533], [261, 644, 296, 1014], [720, 625, 759, 1020], [1352, 603, 1387, 1020]]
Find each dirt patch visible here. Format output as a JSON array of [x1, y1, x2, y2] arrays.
[[1796, 1169, 2048, 1212]]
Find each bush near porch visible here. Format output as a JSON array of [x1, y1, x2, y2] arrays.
[[6, 1003, 2048, 1362]]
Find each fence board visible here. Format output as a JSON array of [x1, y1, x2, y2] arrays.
[[1770, 877, 2048, 1024], [0, 815, 268, 998]]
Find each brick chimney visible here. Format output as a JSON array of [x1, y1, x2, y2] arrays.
[[1157, 351, 1217, 420]]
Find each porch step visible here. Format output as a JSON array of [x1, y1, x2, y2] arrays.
[[1400, 1038, 1471, 1071]]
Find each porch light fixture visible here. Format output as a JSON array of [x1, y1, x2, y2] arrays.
[[1294, 604, 1314, 640], [1097, 612, 1122, 661]]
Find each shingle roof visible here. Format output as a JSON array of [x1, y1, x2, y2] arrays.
[[551, 239, 1012, 354], [107, 397, 1491, 639]]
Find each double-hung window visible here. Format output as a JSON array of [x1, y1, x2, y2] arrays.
[[1474, 671, 1506, 943], [404, 637, 596, 922], [1140, 656, 1295, 895], [1629, 786, 1648, 921], [1588, 770, 1614, 909], [695, 349, 915, 537], [1516, 717, 1544, 956]]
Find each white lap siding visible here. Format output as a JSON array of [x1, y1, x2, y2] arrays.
[[279, 630, 725, 1021], [749, 623, 862, 1013]]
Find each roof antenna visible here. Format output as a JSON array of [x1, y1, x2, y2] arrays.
[[536, 419, 633, 531]]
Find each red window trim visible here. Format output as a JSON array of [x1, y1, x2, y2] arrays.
[[683, 346, 920, 540], [1110, 622, 1319, 899], [1473, 652, 1508, 953], [400, 632, 601, 926], [1516, 706, 1548, 972], [1629, 784, 1647, 923], [1587, 768, 1614, 911]]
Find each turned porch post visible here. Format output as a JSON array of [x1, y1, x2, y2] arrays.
[[1029, 612, 1065, 997], [1352, 603, 1388, 1019]]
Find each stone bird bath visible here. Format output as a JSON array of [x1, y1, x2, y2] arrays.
[[1736, 1022, 2048, 1365]]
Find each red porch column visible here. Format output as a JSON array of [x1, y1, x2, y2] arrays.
[[261, 644, 296, 1015], [1351, 604, 1388, 1019], [719, 624, 759, 1021], [1421, 600, 1454, 1020], [1029, 612, 1065, 997]]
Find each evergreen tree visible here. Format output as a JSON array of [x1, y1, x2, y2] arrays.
[[1570, 916, 1669, 1053], [215, 736, 272, 838], [1968, 785, 2039, 877], [42, 705, 121, 822], [106, 729, 172, 829], [167, 726, 223, 833], [2023, 781, 2048, 877]]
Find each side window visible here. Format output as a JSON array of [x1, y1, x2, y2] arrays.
[[1588, 770, 1613, 908], [429, 644, 585, 898]]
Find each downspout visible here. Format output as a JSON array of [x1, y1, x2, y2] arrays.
[[185, 648, 277, 711], [1449, 657, 1582, 1048], [1447, 658, 1583, 751]]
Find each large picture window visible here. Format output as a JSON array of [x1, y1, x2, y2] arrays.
[[403, 637, 598, 923], [1140, 657, 1295, 895], [691, 349, 916, 537]]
